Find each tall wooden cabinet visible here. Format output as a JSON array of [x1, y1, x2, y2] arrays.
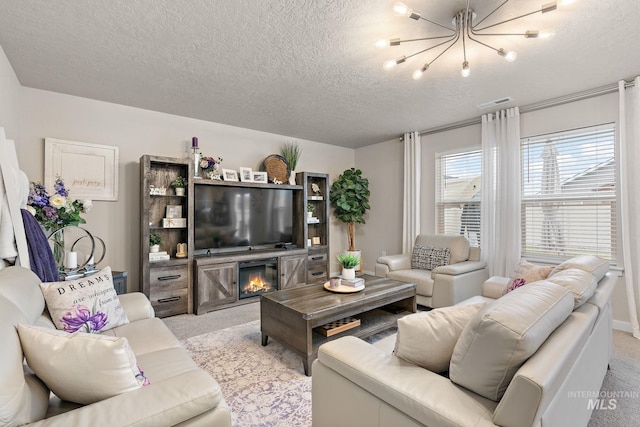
[[295, 172, 330, 284], [139, 155, 192, 316]]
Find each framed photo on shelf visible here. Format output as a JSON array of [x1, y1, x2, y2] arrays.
[[252, 171, 268, 183], [166, 205, 183, 219], [239, 167, 253, 182], [222, 169, 239, 182]]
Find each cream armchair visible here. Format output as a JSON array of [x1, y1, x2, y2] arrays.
[[375, 234, 488, 308]]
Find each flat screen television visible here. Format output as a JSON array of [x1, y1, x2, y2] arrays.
[[194, 184, 293, 253]]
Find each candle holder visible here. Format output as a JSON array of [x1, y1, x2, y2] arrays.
[[191, 137, 201, 178]]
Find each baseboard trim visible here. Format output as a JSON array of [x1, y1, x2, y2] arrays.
[[613, 320, 632, 332]]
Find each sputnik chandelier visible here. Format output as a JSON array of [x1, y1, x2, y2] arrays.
[[379, 0, 577, 79]]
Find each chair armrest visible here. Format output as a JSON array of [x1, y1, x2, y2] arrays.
[[118, 292, 155, 322], [432, 260, 487, 276], [482, 276, 510, 299], [375, 254, 411, 272]]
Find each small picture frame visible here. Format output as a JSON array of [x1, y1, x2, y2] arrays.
[[239, 167, 253, 182], [222, 169, 239, 182], [166, 205, 183, 219], [252, 171, 268, 183]]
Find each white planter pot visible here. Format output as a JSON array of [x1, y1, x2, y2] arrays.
[[175, 187, 185, 196], [342, 268, 356, 280], [150, 244, 160, 253], [289, 170, 297, 185], [345, 249, 362, 272]]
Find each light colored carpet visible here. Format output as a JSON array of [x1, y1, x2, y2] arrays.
[[180, 320, 310, 427], [165, 305, 640, 427]]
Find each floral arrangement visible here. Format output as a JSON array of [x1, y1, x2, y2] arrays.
[[200, 156, 223, 173], [27, 177, 92, 231]]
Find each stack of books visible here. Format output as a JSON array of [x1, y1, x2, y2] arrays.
[[341, 277, 365, 288], [149, 251, 170, 262]]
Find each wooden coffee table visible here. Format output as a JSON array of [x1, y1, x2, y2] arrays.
[[260, 275, 416, 376]]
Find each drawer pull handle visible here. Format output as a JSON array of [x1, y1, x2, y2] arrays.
[[312, 271, 324, 276], [311, 256, 323, 260], [158, 275, 181, 281], [158, 296, 181, 303]]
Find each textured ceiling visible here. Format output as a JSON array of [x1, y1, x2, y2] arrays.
[[1, 0, 639, 148]]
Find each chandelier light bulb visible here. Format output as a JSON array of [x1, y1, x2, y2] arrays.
[[393, 2, 410, 16], [461, 61, 471, 78], [383, 60, 397, 70], [412, 69, 423, 80], [498, 49, 518, 62], [539, 29, 556, 39], [376, 39, 390, 48]]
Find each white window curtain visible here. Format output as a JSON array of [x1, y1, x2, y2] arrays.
[[480, 107, 521, 276], [619, 76, 640, 339], [403, 132, 421, 253]]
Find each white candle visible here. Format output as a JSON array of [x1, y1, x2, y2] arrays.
[[86, 254, 95, 265], [66, 251, 78, 269]]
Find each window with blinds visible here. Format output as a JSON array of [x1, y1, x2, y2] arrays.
[[521, 124, 616, 262], [435, 148, 482, 247]]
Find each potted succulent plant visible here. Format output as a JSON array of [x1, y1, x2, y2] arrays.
[[329, 168, 370, 271], [307, 203, 314, 218], [149, 233, 162, 253], [171, 176, 187, 196], [337, 253, 360, 280]]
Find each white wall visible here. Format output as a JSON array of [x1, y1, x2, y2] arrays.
[[0, 45, 22, 142], [357, 92, 631, 328], [14, 88, 354, 290]]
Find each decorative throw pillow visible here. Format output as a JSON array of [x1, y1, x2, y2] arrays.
[[393, 303, 486, 373], [502, 278, 527, 295], [411, 245, 451, 270], [39, 266, 129, 333], [545, 268, 598, 309], [449, 281, 574, 401], [510, 259, 553, 284], [17, 324, 149, 405]]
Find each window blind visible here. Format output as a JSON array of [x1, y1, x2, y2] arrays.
[[521, 124, 616, 262], [435, 148, 482, 247]]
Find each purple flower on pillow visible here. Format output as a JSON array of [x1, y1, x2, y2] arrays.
[[61, 305, 109, 333], [503, 278, 527, 295]]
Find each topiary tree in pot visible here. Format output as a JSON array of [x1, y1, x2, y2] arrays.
[[329, 168, 371, 252]]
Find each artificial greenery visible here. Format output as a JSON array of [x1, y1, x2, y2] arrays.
[[150, 233, 162, 246], [307, 203, 314, 213], [329, 168, 371, 251], [337, 253, 360, 269], [170, 176, 187, 188], [280, 142, 302, 171]]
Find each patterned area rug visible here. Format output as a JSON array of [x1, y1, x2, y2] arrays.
[[180, 320, 311, 427]]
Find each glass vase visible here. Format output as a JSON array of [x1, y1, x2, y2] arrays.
[[51, 229, 65, 272]]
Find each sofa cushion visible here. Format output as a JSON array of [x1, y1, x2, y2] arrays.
[[39, 266, 129, 333], [549, 255, 609, 281], [17, 324, 148, 405], [415, 234, 470, 264], [393, 303, 485, 372], [545, 268, 597, 309], [449, 281, 574, 401], [411, 245, 451, 270], [510, 259, 553, 284]]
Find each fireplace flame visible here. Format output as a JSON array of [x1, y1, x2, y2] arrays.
[[242, 273, 272, 294]]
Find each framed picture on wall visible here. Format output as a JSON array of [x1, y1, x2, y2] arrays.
[[239, 167, 253, 182], [44, 138, 119, 201], [222, 169, 239, 182]]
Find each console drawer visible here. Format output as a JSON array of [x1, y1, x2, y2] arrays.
[[150, 265, 188, 317]]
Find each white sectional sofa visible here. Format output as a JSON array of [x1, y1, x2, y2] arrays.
[[313, 255, 615, 427], [0, 266, 231, 427], [375, 234, 489, 308]]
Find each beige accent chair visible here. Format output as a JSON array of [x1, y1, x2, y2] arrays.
[[375, 234, 488, 308]]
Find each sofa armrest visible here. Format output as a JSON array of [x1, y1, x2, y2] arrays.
[[376, 254, 411, 272], [432, 260, 487, 276], [482, 276, 510, 299], [118, 292, 155, 322], [314, 337, 497, 427], [31, 370, 228, 427]]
